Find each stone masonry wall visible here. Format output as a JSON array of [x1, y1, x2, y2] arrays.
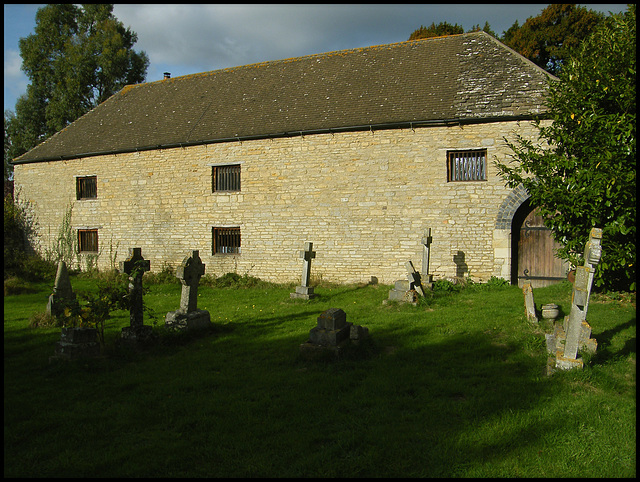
[[13, 120, 543, 284]]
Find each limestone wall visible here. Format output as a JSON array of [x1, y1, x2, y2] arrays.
[[13, 121, 543, 284]]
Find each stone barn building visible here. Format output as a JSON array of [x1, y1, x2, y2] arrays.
[[11, 32, 568, 286]]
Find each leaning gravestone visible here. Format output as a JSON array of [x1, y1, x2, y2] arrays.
[[386, 260, 424, 304], [119, 248, 155, 345], [46, 260, 78, 318], [290, 242, 317, 299], [165, 250, 212, 332], [547, 228, 602, 371], [299, 308, 369, 360]]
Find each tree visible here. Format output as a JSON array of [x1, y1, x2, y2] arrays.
[[6, 4, 148, 160], [501, 4, 605, 75], [409, 21, 464, 40], [495, 6, 636, 291]]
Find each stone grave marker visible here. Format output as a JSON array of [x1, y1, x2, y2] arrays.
[[119, 247, 154, 344], [290, 242, 317, 299], [165, 250, 212, 331], [299, 308, 370, 360], [420, 228, 434, 289], [548, 228, 602, 371], [386, 260, 424, 304], [51, 327, 100, 362], [405, 260, 425, 297], [522, 282, 538, 323], [46, 260, 78, 317]]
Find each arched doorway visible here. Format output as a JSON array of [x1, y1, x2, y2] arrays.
[[511, 200, 570, 288]]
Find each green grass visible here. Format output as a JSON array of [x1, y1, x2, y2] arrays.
[[4, 277, 636, 477]]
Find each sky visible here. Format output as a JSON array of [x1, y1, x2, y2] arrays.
[[3, 4, 628, 113]]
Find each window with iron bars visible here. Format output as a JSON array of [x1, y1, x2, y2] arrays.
[[78, 229, 98, 252], [447, 149, 487, 182], [76, 175, 97, 199], [212, 164, 241, 192], [212, 227, 241, 255]]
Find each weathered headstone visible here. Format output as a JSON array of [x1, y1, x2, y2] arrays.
[[299, 308, 370, 360], [405, 260, 425, 297], [119, 248, 154, 344], [290, 242, 317, 299], [46, 260, 77, 317], [522, 282, 538, 323], [165, 250, 212, 331], [385, 260, 424, 305], [420, 228, 434, 289], [550, 228, 602, 371]]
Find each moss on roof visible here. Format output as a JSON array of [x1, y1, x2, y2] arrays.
[[14, 32, 554, 164]]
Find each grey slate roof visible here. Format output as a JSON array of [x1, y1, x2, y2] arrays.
[[14, 32, 555, 164]]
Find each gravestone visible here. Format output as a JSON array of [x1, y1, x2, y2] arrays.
[[522, 282, 538, 323], [547, 228, 602, 371], [119, 248, 154, 344], [299, 308, 370, 360], [420, 228, 434, 289], [165, 250, 212, 331], [405, 260, 425, 297], [290, 242, 317, 299], [46, 260, 78, 317], [385, 260, 424, 304], [51, 327, 100, 362]]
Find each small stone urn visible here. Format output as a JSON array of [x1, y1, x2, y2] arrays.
[[541, 303, 560, 320]]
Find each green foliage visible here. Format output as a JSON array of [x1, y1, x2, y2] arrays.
[[495, 6, 636, 291], [501, 4, 605, 75], [409, 21, 464, 40], [201, 271, 274, 289], [6, 4, 149, 159], [3, 191, 56, 281]]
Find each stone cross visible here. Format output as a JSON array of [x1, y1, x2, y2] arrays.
[[119, 247, 151, 327], [420, 228, 433, 285], [299, 242, 316, 288], [291, 242, 317, 299], [405, 260, 425, 297], [561, 228, 602, 363], [176, 250, 206, 313]]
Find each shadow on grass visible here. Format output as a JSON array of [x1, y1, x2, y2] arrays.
[[5, 286, 634, 477], [590, 316, 636, 365]]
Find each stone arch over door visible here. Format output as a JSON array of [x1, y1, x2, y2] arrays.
[[492, 185, 530, 283]]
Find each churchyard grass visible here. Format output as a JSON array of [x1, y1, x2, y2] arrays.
[[4, 276, 635, 477]]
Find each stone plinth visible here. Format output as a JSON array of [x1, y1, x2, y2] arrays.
[[50, 327, 100, 361], [299, 308, 370, 360], [165, 309, 212, 332]]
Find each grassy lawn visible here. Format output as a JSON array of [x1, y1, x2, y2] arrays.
[[4, 276, 636, 477]]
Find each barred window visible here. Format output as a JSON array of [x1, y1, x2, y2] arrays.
[[78, 229, 98, 252], [212, 164, 241, 192], [76, 176, 97, 199], [212, 227, 241, 255], [447, 149, 487, 182]]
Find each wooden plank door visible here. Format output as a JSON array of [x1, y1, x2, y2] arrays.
[[517, 207, 570, 288]]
